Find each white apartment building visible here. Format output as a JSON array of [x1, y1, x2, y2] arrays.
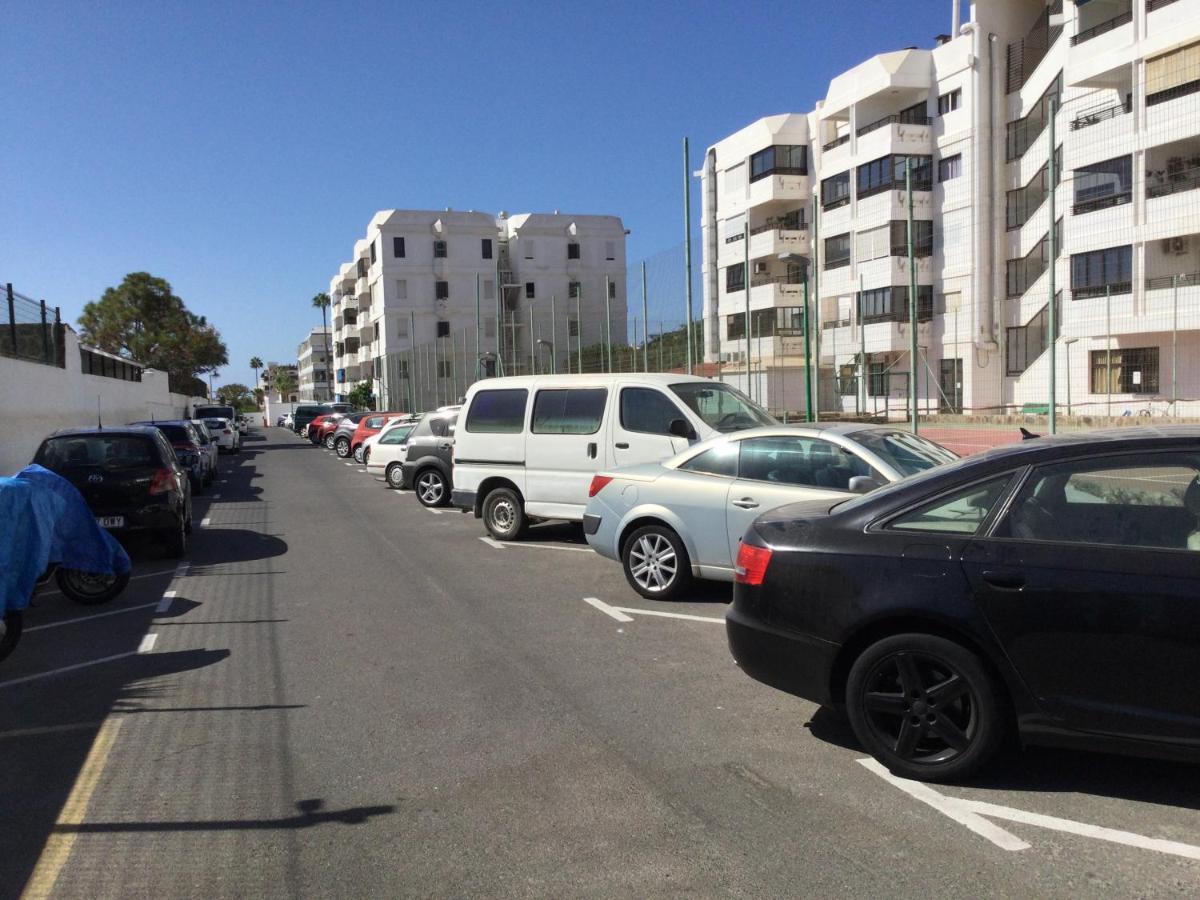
[[297, 326, 332, 401], [703, 0, 1200, 418], [328, 209, 628, 410]]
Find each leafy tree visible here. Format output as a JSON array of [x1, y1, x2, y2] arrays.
[[216, 382, 254, 411], [78, 272, 228, 394], [249, 356, 263, 390], [253, 387, 265, 408], [347, 380, 374, 411], [271, 368, 298, 401]]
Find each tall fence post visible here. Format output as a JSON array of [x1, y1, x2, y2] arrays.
[[811, 193, 820, 422], [743, 222, 751, 401], [641, 261, 649, 372], [1047, 95, 1058, 435], [39, 299, 50, 363], [905, 158, 919, 435], [6, 283, 16, 355], [604, 275, 613, 373], [683, 136, 695, 374]]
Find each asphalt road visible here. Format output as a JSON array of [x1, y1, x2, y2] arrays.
[[3, 427, 1200, 898]]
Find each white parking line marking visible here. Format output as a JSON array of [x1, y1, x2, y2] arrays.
[[480, 536, 505, 550], [213, 493, 221, 499], [478, 536, 592, 553], [35, 568, 177, 598], [427, 508, 443, 515], [200, 517, 211, 527], [611, 606, 725, 624], [358, 469, 367, 473], [24, 602, 161, 632], [156, 590, 176, 614], [861, 757, 1200, 859], [584, 597, 633, 623], [137, 633, 158, 653], [344, 462, 353, 466], [0, 652, 141, 688]]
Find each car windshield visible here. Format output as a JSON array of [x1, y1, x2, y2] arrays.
[[36, 435, 158, 469], [845, 430, 958, 477], [669, 382, 775, 433]]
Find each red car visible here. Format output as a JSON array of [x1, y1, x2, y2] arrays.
[[313, 414, 346, 448], [347, 413, 408, 464]]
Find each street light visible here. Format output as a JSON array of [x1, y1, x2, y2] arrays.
[[778, 252, 813, 421], [1064, 337, 1079, 417]]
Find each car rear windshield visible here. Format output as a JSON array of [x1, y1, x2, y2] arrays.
[[204, 418, 229, 430], [194, 406, 235, 420], [669, 382, 774, 432], [36, 435, 160, 469], [845, 430, 958, 477], [152, 424, 192, 444]]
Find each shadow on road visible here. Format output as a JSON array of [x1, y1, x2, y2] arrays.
[[56, 798, 395, 833]]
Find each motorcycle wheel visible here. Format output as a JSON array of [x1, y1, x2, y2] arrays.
[[56, 569, 131, 605]]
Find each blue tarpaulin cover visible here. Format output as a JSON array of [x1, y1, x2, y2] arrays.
[[0, 465, 131, 614]]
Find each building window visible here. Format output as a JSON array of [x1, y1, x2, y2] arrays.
[[1146, 42, 1200, 107], [821, 171, 851, 210], [857, 154, 933, 199], [857, 285, 934, 324], [867, 361, 889, 397], [749, 144, 808, 181], [434, 240, 447, 258], [370, 241, 377, 264], [437, 320, 450, 338], [436, 280, 449, 300], [524, 240, 535, 259], [568, 242, 580, 259], [397, 318, 408, 337], [437, 360, 453, 378], [889, 220, 933, 257], [608, 280, 616, 300], [824, 233, 851, 270], [568, 318, 579, 337], [525, 281, 536, 299], [393, 237, 405, 258], [483, 279, 495, 300], [938, 154, 962, 182], [395, 279, 407, 300], [1071, 245, 1132, 299], [1073, 155, 1132, 214], [1091, 347, 1159, 394], [726, 262, 746, 293], [568, 281, 581, 299], [727, 313, 746, 341], [937, 89, 961, 115], [605, 240, 615, 261], [482, 238, 493, 259]]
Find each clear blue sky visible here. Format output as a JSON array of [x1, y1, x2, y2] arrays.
[[3, 0, 957, 390]]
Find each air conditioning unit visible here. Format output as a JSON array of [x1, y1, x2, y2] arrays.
[[1166, 236, 1190, 255], [753, 261, 769, 274]]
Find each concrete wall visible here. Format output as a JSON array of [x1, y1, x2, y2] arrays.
[[0, 330, 203, 475]]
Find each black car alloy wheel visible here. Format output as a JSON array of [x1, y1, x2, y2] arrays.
[[846, 633, 1005, 782]]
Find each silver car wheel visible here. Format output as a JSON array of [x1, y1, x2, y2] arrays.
[[418, 472, 444, 504], [489, 498, 516, 532], [628, 534, 678, 592]]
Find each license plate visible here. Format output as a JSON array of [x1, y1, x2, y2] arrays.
[[96, 516, 125, 529]]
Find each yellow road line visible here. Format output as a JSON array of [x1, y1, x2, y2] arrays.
[[21, 717, 123, 900]]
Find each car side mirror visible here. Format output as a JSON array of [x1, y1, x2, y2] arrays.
[[848, 475, 882, 494], [668, 418, 696, 441]]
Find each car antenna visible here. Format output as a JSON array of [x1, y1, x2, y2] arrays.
[[1019, 427, 1040, 440], [97, 395, 103, 431]]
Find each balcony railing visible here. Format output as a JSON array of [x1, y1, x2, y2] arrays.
[[1070, 98, 1131, 131], [822, 134, 849, 152], [1146, 272, 1200, 290], [750, 213, 807, 235], [823, 256, 851, 271], [750, 273, 805, 287], [1072, 190, 1132, 215], [856, 113, 930, 138], [1147, 166, 1200, 199], [1146, 0, 1181, 12], [822, 318, 851, 329], [1073, 282, 1132, 300], [1070, 10, 1132, 45]]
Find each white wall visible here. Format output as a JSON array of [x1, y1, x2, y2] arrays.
[[0, 331, 202, 475]]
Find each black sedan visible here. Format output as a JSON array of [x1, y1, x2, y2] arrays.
[[727, 426, 1200, 782], [33, 426, 193, 557]]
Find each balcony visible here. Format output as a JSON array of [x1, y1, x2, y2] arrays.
[[1147, 166, 1200, 201], [856, 112, 930, 138], [749, 215, 809, 259], [748, 172, 808, 206], [854, 122, 932, 164], [821, 134, 849, 152], [1071, 9, 1131, 46], [1070, 98, 1131, 132]]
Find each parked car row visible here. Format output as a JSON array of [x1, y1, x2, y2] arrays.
[[299, 377, 1200, 783]]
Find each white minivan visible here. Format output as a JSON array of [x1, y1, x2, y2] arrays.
[[451, 373, 774, 539]]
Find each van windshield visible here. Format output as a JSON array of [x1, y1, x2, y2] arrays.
[[669, 383, 775, 433]]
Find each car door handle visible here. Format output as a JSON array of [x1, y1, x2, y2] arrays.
[[731, 498, 759, 509], [614, 442, 629, 450], [437, 443, 451, 450], [981, 569, 1025, 590], [587, 442, 597, 459]]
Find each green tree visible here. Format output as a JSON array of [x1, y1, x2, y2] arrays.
[[253, 387, 265, 409], [271, 368, 298, 401], [216, 382, 254, 411], [311, 293, 331, 399], [347, 380, 374, 411], [78, 272, 228, 393], [249, 356, 263, 392]]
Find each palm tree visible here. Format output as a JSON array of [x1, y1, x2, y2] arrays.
[[311, 293, 331, 400], [249, 356, 263, 406]]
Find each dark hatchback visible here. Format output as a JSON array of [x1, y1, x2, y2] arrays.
[[33, 427, 192, 557], [130, 420, 208, 491], [401, 411, 457, 507], [727, 427, 1200, 782]]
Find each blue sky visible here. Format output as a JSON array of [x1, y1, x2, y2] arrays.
[[3, 1, 957, 389]]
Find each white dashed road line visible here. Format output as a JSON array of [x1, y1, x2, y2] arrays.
[[200, 517, 211, 527], [137, 634, 158, 653], [156, 590, 177, 614]]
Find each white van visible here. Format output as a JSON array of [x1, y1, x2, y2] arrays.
[[451, 373, 774, 539]]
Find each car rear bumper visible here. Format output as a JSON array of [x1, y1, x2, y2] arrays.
[[451, 489, 476, 512], [582, 513, 602, 535], [725, 603, 839, 708], [93, 502, 180, 535]]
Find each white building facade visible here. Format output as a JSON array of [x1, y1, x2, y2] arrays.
[[703, 0, 1200, 418], [329, 210, 628, 410], [297, 326, 332, 401]]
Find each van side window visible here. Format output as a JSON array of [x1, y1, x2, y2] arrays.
[[532, 389, 607, 434], [620, 388, 687, 435], [465, 389, 528, 433]]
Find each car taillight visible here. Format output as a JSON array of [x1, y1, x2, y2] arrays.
[[224, 429, 232, 435], [588, 475, 614, 498], [149, 468, 175, 495], [734, 543, 773, 586]]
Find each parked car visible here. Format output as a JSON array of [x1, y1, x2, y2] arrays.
[[32, 426, 192, 557], [283, 413, 294, 429], [366, 421, 420, 486], [294, 404, 328, 437], [190, 420, 220, 484], [585, 424, 956, 600], [314, 414, 347, 448], [193, 403, 237, 424], [203, 417, 240, 453], [276, 415, 287, 427], [235, 414, 249, 435], [451, 373, 774, 540], [344, 412, 408, 463], [400, 410, 458, 506], [130, 420, 210, 493], [330, 413, 372, 458], [362, 415, 421, 465], [726, 426, 1200, 782]]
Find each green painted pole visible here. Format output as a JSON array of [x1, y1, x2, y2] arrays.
[[859, 274, 866, 416], [905, 157, 918, 434], [576, 287, 582, 374], [529, 303, 536, 375], [604, 275, 613, 373], [811, 193, 820, 422], [475, 273, 482, 379], [803, 266, 813, 421], [495, 258, 504, 376], [659, 320, 664, 371], [744, 221, 751, 401], [1047, 96, 1058, 435], [409, 310, 417, 413], [641, 261, 649, 372], [550, 293, 558, 374], [683, 137, 695, 374]]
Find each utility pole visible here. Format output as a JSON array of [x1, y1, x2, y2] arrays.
[[802, 263, 813, 421], [1047, 96, 1058, 434], [641, 261, 649, 372], [744, 221, 752, 402], [811, 193, 820, 421], [550, 293, 558, 374], [683, 137, 695, 374], [475, 273, 482, 379], [409, 310, 417, 413], [576, 287, 583, 374], [905, 157, 919, 434]]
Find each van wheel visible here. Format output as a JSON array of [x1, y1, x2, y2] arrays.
[[385, 463, 405, 489], [622, 525, 691, 601], [483, 487, 527, 541], [415, 469, 449, 507]]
